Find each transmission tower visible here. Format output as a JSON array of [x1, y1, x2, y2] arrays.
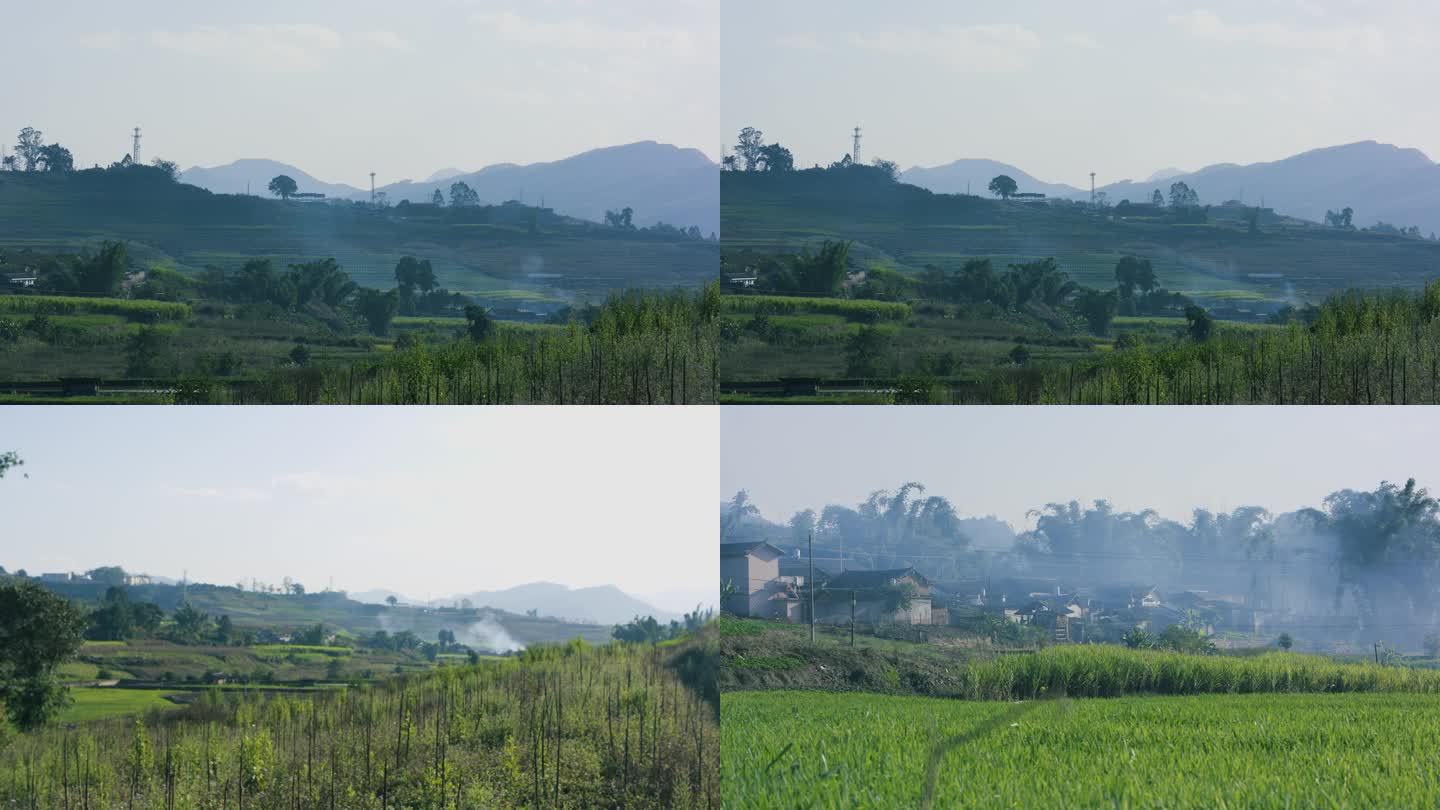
[[852, 125, 863, 165], [132, 127, 142, 165]]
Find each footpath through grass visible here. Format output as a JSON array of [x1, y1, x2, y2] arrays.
[[722, 690, 1440, 808]]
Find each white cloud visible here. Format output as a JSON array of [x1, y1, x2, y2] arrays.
[[850, 23, 1041, 73], [78, 24, 412, 71], [354, 31, 413, 51], [1063, 32, 1101, 50], [149, 24, 343, 71], [1168, 10, 1385, 54], [271, 471, 365, 499], [774, 32, 825, 51], [161, 485, 270, 503], [470, 10, 698, 55]]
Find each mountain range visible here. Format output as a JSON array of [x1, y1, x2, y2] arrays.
[[902, 141, 1440, 236], [350, 581, 681, 626], [180, 141, 719, 234]]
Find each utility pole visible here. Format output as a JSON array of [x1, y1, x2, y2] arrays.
[[850, 590, 856, 647], [1374, 641, 1381, 665], [808, 531, 816, 643], [370, 172, 377, 205], [1090, 172, 1096, 206]]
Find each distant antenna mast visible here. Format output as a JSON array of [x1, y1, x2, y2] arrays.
[[852, 125, 863, 165], [132, 127, 142, 165], [1090, 172, 1096, 205], [370, 172, 376, 205]]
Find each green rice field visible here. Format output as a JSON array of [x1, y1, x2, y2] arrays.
[[722, 690, 1440, 808], [55, 688, 182, 724]]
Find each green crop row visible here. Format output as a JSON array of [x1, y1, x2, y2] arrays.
[[0, 294, 190, 322], [959, 645, 1440, 699], [722, 294, 911, 322]]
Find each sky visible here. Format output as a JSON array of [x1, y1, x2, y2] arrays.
[[721, 0, 1440, 187], [722, 406, 1440, 532], [0, 407, 719, 614], [1, 0, 718, 186]]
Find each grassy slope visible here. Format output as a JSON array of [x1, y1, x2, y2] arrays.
[[721, 171, 1440, 387], [41, 582, 615, 647], [722, 690, 1440, 809], [722, 171, 1440, 306], [0, 172, 717, 297]]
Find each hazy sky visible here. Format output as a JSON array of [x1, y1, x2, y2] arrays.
[[1, 407, 718, 614], [722, 407, 1440, 532], [721, 0, 1440, 186], [2, 0, 718, 186]]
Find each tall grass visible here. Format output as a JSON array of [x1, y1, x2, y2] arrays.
[[0, 641, 718, 808], [213, 285, 720, 405], [960, 646, 1440, 700], [980, 282, 1440, 404]]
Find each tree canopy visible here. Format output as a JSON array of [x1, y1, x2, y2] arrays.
[[268, 175, 299, 200]]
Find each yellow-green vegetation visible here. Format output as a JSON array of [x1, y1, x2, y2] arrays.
[[721, 690, 1440, 808], [958, 645, 1440, 699], [2, 640, 719, 808], [0, 294, 190, 321], [722, 295, 910, 321], [54, 688, 180, 724]]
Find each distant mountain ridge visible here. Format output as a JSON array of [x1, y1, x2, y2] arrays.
[[901, 158, 1088, 199], [372, 141, 718, 233], [901, 141, 1440, 236], [351, 581, 678, 625], [180, 141, 719, 233], [179, 159, 366, 199]]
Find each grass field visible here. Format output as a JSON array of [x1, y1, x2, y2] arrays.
[[55, 688, 182, 723], [721, 690, 1440, 808]]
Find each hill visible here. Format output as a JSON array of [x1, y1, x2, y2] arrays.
[[1095, 141, 1440, 236], [373, 141, 720, 234], [179, 158, 365, 199], [35, 578, 614, 648], [901, 141, 1440, 237], [901, 158, 1086, 199], [722, 167, 1440, 310], [350, 581, 680, 624], [0, 167, 717, 299]]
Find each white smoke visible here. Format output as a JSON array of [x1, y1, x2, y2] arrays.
[[459, 612, 524, 653]]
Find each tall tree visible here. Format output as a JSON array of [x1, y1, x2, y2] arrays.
[[431, 188, 444, 206], [0, 581, 87, 730], [268, 175, 298, 200], [758, 143, 794, 172], [37, 144, 73, 173], [356, 288, 399, 336], [449, 181, 479, 208], [1168, 181, 1199, 209], [14, 127, 44, 172], [1151, 189, 1164, 207], [735, 127, 765, 172], [988, 175, 1018, 200]]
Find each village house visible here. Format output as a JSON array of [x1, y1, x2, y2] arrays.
[[720, 541, 786, 618], [819, 567, 936, 625]]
